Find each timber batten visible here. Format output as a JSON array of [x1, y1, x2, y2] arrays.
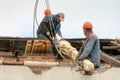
[[0, 37, 119, 69], [100, 51, 120, 67]]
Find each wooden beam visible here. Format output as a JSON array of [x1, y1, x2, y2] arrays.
[[111, 41, 120, 47], [2, 62, 24, 65], [112, 55, 120, 60], [0, 48, 8, 51], [103, 46, 120, 50], [24, 61, 59, 67], [100, 51, 120, 67], [24, 40, 32, 55], [8, 40, 14, 52]]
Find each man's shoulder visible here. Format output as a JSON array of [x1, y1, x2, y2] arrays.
[[42, 16, 49, 22], [89, 33, 98, 39]]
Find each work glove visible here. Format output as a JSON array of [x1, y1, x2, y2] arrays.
[[46, 31, 50, 36], [55, 33, 62, 41], [46, 31, 55, 41]]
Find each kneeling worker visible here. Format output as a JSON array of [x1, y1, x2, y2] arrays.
[[77, 21, 100, 72]]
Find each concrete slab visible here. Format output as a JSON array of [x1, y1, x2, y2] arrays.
[[0, 65, 38, 80], [0, 65, 120, 80], [40, 66, 120, 80]]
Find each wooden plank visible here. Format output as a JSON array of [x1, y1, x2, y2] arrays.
[[31, 40, 36, 54], [40, 40, 46, 53], [45, 44, 50, 53], [103, 46, 120, 50], [0, 48, 8, 51], [24, 61, 59, 67], [3, 62, 24, 65], [111, 40, 120, 47], [42, 45, 46, 53], [37, 43, 42, 53], [31, 40, 50, 53], [24, 40, 32, 54], [0, 57, 4, 64], [38, 40, 44, 53], [112, 55, 120, 60], [45, 40, 51, 53], [100, 51, 120, 67], [0, 52, 13, 56], [35, 40, 39, 53], [32, 40, 37, 53], [0, 40, 10, 52], [33, 44, 38, 53], [8, 40, 14, 52]]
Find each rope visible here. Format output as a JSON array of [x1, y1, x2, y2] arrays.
[[33, 0, 39, 38], [44, 0, 55, 38], [44, 0, 65, 58], [34, 0, 39, 26], [45, 0, 50, 10], [31, 0, 64, 59], [31, 0, 39, 55]]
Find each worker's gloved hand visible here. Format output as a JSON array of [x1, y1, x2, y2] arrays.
[[46, 31, 50, 36], [55, 33, 62, 41], [45, 31, 54, 44], [52, 37, 55, 42]]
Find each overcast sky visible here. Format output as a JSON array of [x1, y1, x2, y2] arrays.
[[0, 0, 120, 39]]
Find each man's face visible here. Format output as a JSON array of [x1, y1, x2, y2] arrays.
[[83, 28, 87, 36], [55, 15, 61, 23]]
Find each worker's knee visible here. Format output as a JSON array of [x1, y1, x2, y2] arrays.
[[50, 44, 57, 55]]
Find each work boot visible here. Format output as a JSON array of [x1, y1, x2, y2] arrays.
[[57, 54, 63, 60], [50, 44, 57, 56], [94, 66, 99, 69], [84, 71, 92, 75]]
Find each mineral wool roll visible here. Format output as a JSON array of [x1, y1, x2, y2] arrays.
[[83, 59, 94, 72], [57, 40, 78, 60]]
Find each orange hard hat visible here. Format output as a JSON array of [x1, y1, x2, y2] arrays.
[[83, 21, 93, 29], [44, 9, 51, 16]]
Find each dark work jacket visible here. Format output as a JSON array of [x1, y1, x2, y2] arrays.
[[37, 14, 62, 39], [77, 33, 100, 67]]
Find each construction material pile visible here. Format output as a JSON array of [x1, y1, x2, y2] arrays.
[[111, 38, 120, 47], [56, 39, 78, 60], [25, 40, 51, 54], [55, 37, 94, 72]]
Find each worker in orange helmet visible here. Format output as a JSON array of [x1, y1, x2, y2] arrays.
[[76, 21, 100, 74], [44, 9, 51, 16], [37, 10, 64, 42], [37, 9, 65, 59]]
